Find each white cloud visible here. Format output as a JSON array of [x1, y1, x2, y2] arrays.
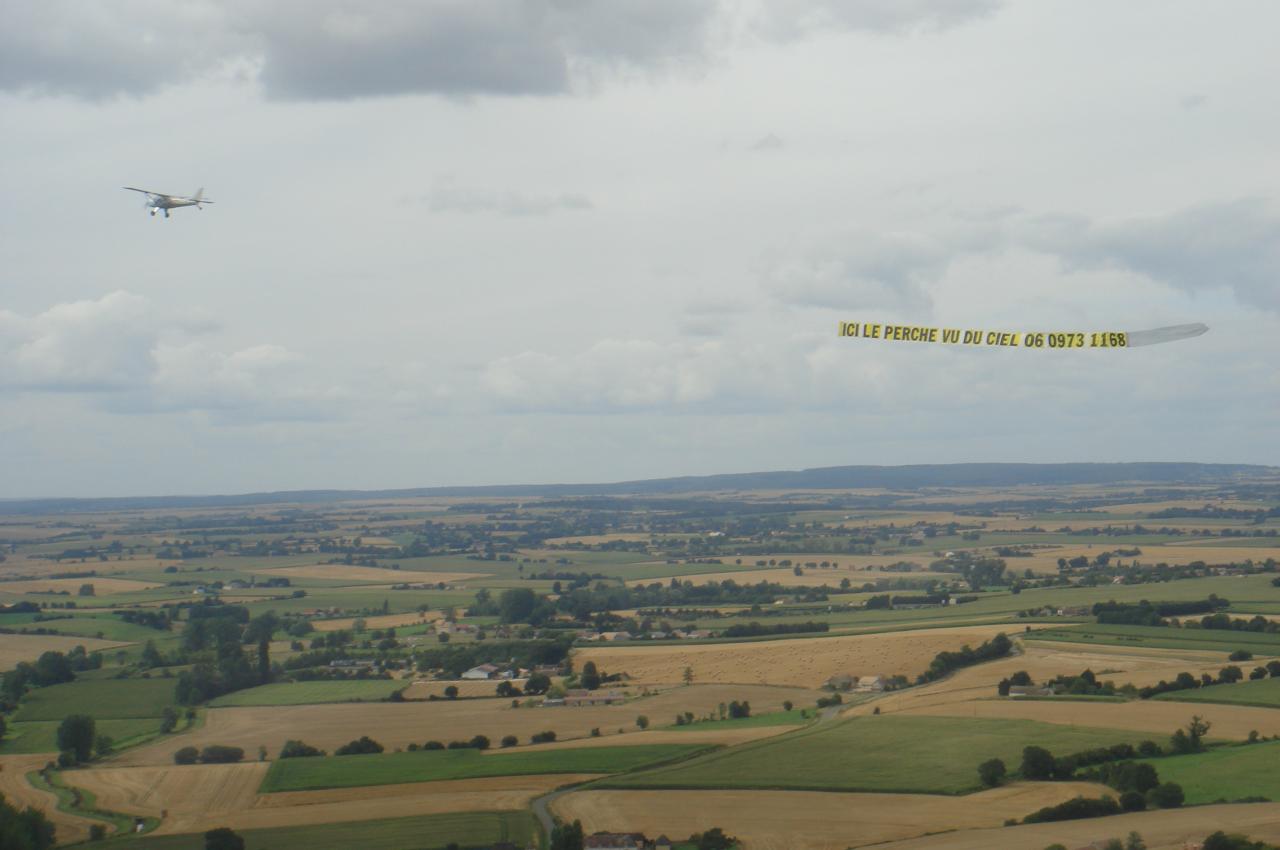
[[0, 292, 337, 421]]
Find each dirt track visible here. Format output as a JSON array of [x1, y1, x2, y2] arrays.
[[551, 782, 1116, 850]]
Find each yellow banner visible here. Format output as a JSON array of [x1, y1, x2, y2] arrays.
[[838, 322, 1130, 348]]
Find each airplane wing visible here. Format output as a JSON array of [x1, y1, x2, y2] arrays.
[[123, 187, 160, 196]]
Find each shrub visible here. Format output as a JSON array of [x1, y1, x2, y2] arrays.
[[1023, 795, 1121, 823], [501, 735, 518, 748], [978, 758, 1007, 787], [1147, 783, 1184, 809], [200, 745, 245, 764], [1021, 746, 1056, 780], [1229, 649, 1253, 662], [89, 823, 107, 841], [469, 735, 490, 750], [204, 827, 245, 850], [174, 746, 199, 765], [531, 730, 557, 744], [279, 740, 325, 759], [335, 736, 383, 756], [423, 741, 444, 750], [1120, 791, 1146, 812]]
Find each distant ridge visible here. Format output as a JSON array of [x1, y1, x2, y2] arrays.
[[1, 462, 1274, 515]]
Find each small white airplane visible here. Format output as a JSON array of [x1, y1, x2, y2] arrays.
[[122, 186, 213, 218]]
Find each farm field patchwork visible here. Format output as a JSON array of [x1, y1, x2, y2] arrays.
[[552, 782, 1116, 850], [1025, 623, 1280, 654], [1138, 741, 1280, 804], [1, 718, 163, 754], [208, 679, 406, 707], [99, 810, 536, 850], [606, 715, 1139, 794], [573, 625, 1013, 688], [1152, 675, 1280, 707], [0, 633, 131, 670], [14, 676, 179, 720], [111, 683, 817, 766], [260, 744, 709, 792]]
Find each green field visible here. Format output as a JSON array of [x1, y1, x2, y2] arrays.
[[94, 810, 534, 850], [260, 744, 711, 792], [209, 679, 405, 707], [1026, 623, 1280, 654], [1152, 676, 1280, 708], [1141, 741, 1280, 804], [13, 676, 178, 721], [605, 715, 1140, 794], [0, 612, 167, 642], [0, 718, 161, 754]]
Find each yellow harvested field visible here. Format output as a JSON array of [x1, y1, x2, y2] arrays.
[[65, 763, 265, 835], [67, 766, 588, 835], [0, 754, 100, 845], [551, 782, 1116, 850], [111, 683, 820, 766], [574, 626, 1014, 687], [0, 634, 132, 669], [631, 566, 954, 589], [253, 564, 488, 583], [0, 577, 162, 595], [312, 611, 440, 632], [843, 644, 1276, 738], [401, 679, 531, 699], [894, 694, 1280, 740], [872, 802, 1280, 850], [1000, 544, 1280, 575]]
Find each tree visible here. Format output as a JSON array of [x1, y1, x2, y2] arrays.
[[0, 715, 7, 743], [636, 715, 650, 730], [469, 734, 491, 750], [580, 661, 601, 691], [174, 746, 199, 764], [1120, 791, 1146, 812], [550, 819, 584, 850], [499, 588, 538, 624], [497, 680, 520, 697], [525, 672, 552, 694], [279, 740, 325, 758], [1020, 745, 1056, 780], [1125, 831, 1147, 850], [501, 735, 518, 748], [1148, 783, 1185, 809], [78, 583, 95, 596], [978, 758, 1007, 787], [160, 706, 179, 734], [444, 685, 459, 699], [204, 827, 246, 850], [94, 734, 114, 759], [692, 827, 737, 850], [1186, 715, 1211, 751], [57, 714, 95, 762], [683, 666, 694, 686], [243, 612, 280, 684], [334, 736, 383, 756], [0, 792, 56, 850]]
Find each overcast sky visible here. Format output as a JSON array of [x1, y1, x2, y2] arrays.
[[2, 0, 1278, 498]]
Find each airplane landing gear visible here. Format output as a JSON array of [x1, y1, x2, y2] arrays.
[[150, 209, 156, 216], [163, 210, 170, 218]]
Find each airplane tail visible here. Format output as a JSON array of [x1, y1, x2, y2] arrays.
[[193, 188, 204, 202]]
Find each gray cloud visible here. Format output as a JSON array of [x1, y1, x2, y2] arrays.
[[1022, 200, 1280, 312], [749, 0, 1002, 40], [424, 177, 593, 216], [0, 0, 716, 100], [0, 0, 1001, 100]]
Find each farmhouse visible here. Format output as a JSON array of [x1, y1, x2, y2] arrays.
[[462, 663, 502, 680], [1007, 685, 1054, 698], [584, 833, 652, 850], [826, 674, 856, 691], [563, 689, 626, 706], [856, 675, 886, 692]]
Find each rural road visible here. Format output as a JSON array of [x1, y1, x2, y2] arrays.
[[532, 785, 574, 840]]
